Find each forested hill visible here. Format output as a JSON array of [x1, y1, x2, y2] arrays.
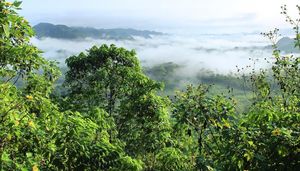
[[276, 36, 300, 53], [33, 23, 164, 40]]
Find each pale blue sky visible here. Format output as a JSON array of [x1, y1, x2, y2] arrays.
[[19, 0, 299, 33]]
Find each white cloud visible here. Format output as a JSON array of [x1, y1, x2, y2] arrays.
[[31, 33, 273, 74]]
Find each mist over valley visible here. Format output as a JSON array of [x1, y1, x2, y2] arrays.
[[32, 23, 278, 75]]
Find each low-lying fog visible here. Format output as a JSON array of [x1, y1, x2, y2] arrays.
[[31, 32, 274, 75]]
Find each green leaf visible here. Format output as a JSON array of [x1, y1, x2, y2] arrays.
[[248, 141, 254, 147], [13, 1, 22, 7], [237, 160, 243, 169], [2, 24, 10, 37], [294, 41, 300, 48], [26, 152, 33, 158], [243, 151, 253, 161], [1, 152, 11, 162]]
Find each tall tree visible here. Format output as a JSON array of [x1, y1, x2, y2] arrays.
[[64, 45, 141, 114], [0, 1, 141, 170], [64, 44, 173, 169]]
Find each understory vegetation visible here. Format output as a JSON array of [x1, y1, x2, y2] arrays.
[[0, 1, 299, 170]]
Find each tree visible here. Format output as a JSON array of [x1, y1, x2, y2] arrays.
[[64, 44, 141, 114], [172, 85, 237, 170], [0, 1, 141, 170], [63, 44, 173, 170], [0, 1, 61, 169], [171, 5, 300, 170]]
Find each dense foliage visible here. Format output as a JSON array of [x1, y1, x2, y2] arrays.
[[0, 1, 299, 170]]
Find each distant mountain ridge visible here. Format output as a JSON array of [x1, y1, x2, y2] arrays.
[[276, 37, 300, 53], [33, 23, 164, 40]]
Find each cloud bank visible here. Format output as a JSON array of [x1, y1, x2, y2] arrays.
[[31, 33, 274, 75]]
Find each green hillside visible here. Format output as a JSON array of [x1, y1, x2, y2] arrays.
[[34, 22, 164, 40]]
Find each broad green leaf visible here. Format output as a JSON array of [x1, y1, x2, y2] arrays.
[[2, 24, 10, 37], [13, 1, 22, 7]]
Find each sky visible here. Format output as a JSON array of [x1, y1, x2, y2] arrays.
[[19, 0, 300, 33], [17, 0, 300, 73]]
